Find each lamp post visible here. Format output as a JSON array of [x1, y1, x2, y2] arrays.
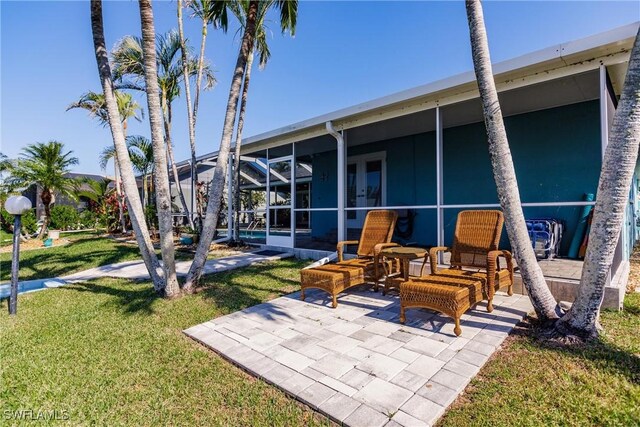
[[4, 195, 32, 315]]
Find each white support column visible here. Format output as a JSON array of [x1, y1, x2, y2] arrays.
[[326, 121, 346, 242], [227, 155, 233, 239], [291, 142, 297, 246], [436, 107, 444, 252], [599, 64, 609, 159]]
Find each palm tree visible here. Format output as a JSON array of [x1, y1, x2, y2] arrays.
[[127, 135, 156, 209], [99, 136, 155, 211], [556, 28, 640, 338], [6, 141, 79, 238], [229, 0, 276, 244], [137, 0, 180, 298], [178, 0, 228, 230], [184, 0, 297, 291], [78, 178, 112, 227], [112, 30, 215, 230], [67, 90, 143, 232], [465, 0, 560, 322], [89, 0, 164, 291]]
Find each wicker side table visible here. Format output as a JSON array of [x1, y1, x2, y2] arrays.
[[379, 247, 428, 295]]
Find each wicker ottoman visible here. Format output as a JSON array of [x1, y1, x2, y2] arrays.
[[300, 264, 366, 308], [400, 275, 484, 336]]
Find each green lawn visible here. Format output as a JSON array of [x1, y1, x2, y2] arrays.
[[2, 248, 639, 426], [0, 231, 211, 282], [438, 293, 640, 426], [0, 229, 12, 246], [0, 259, 326, 426], [0, 231, 144, 281]]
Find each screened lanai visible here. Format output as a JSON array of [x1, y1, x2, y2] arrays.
[[166, 23, 637, 298]]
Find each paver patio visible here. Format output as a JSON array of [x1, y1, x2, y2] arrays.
[[184, 285, 533, 426]]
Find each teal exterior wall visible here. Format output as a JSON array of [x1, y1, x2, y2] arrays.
[[310, 132, 438, 246], [442, 100, 601, 255], [305, 100, 603, 256], [443, 100, 601, 205]]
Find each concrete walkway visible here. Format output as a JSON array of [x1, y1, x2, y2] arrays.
[[0, 250, 293, 298], [184, 287, 532, 427]]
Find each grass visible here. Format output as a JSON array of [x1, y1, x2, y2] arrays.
[[0, 231, 144, 281], [0, 259, 327, 426], [2, 236, 639, 426], [0, 231, 227, 282], [438, 296, 640, 426], [0, 229, 12, 246]]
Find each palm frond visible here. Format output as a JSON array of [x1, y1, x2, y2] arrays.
[[98, 146, 116, 171], [8, 141, 80, 201]]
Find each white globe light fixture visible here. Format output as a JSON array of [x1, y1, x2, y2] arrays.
[[4, 195, 33, 315], [5, 195, 33, 215]]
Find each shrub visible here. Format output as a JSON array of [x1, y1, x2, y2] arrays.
[[49, 205, 80, 230], [1, 209, 37, 235], [79, 209, 98, 229]]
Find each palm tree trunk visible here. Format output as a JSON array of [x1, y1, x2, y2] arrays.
[[192, 16, 209, 230], [183, 0, 259, 292], [465, 0, 560, 322], [89, 0, 164, 290], [163, 101, 194, 229], [138, 0, 180, 297], [232, 49, 255, 243], [193, 18, 208, 131], [117, 121, 128, 233], [113, 153, 127, 233], [556, 29, 640, 338], [178, 0, 199, 231], [38, 188, 52, 239]]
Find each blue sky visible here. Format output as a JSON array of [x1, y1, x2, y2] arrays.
[[1, 1, 638, 174]]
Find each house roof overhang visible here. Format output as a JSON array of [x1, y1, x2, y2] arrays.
[[178, 22, 638, 166]]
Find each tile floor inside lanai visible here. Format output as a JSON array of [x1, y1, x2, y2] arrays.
[[184, 286, 532, 427]]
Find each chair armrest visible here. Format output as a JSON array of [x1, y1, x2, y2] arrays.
[[337, 240, 359, 262], [487, 250, 514, 298], [373, 242, 400, 256], [428, 246, 450, 274]]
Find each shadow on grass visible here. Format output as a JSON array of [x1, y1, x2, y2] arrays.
[[513, 318, 640, 385], [61, 259, 303, 322], [63, 281, 160, 315], [0, 237, 143, 281], [195, 261, 302, 319]]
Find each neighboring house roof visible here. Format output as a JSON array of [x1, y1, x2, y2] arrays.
[[64, 172, 113, 192], [175, 21, 638, 168]]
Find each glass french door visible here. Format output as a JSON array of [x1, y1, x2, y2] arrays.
[[267, 156, 294, 247], [346, 152, 386, 229]]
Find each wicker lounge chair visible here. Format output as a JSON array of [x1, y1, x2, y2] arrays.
[[300, 210, 398, 307], [400, 210, 514, 336]]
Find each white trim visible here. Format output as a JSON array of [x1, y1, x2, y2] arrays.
[[600, 64, 609, 159], [293, 201, 595, 212], [442, 202, 596, 208], [345, 205, 436, 211], [326, 121, 346, 242], [260, 158, 289, 183], [436, 107, 444, 249], [239, 170, 261, 187], [293, 208, 338, 212], [266, 155, 294, 247], [346, 151, 387, 228], [291, 142, 297, 245]]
